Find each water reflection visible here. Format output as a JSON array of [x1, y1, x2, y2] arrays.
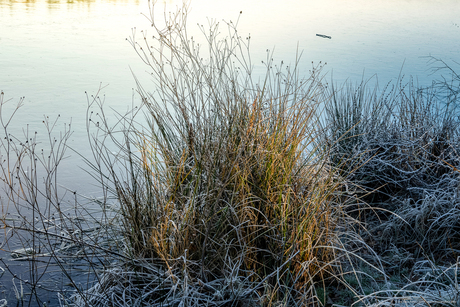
[[0, 0, 139, 2], [0, 0, 140, 9]]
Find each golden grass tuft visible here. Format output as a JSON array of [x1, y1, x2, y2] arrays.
[[104, 6, 349, 301]]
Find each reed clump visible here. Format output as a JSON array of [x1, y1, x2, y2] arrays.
[[75, 3, 357, 306]]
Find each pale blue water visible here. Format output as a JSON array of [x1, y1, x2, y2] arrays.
[[0, 0, 459, 304], [1, 0, 459, 191]]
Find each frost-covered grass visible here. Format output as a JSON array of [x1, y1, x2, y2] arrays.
[[322, 64, 460, 257], [320, 58, 460, 305]]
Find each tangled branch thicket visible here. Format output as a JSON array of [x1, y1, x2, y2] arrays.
[[2, 2, 460, 306]]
